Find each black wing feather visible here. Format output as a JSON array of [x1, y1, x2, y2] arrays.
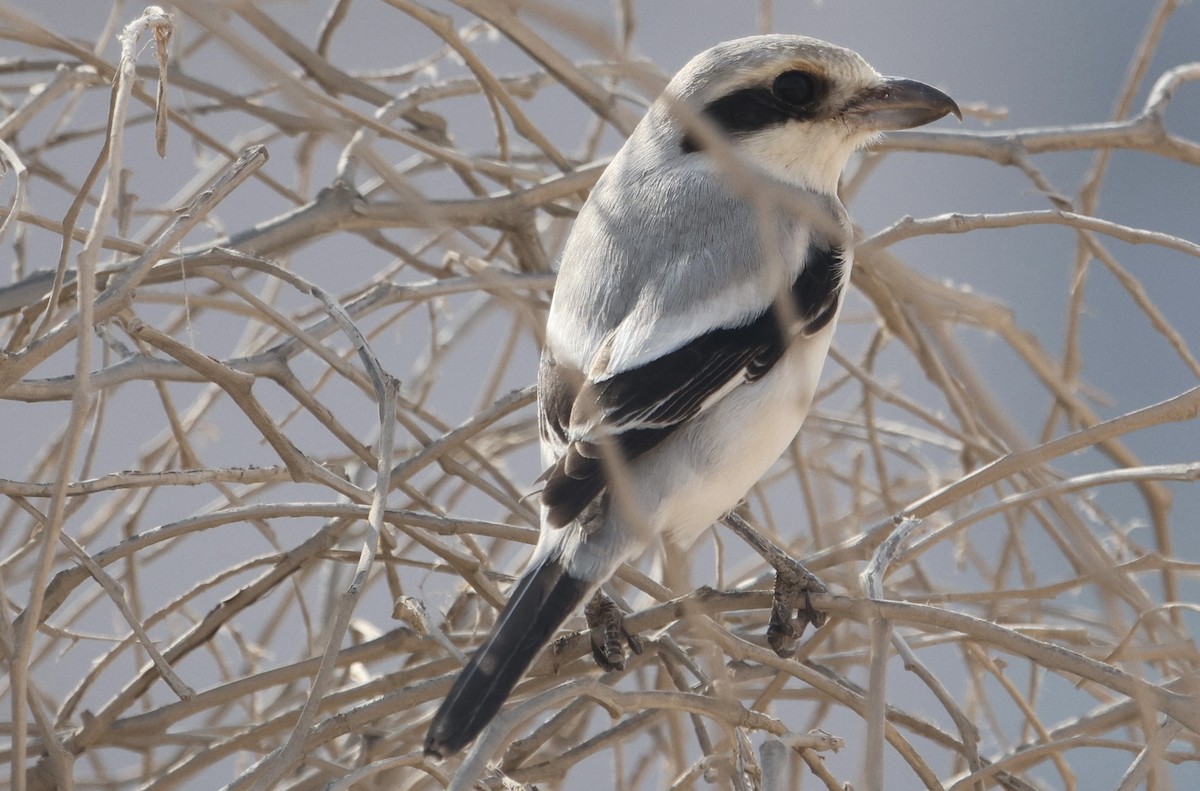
[[541, 243, 844, 528]]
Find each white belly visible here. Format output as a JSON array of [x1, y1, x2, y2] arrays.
[[628, 324, 835, 547], [536, 321, 839, 585]]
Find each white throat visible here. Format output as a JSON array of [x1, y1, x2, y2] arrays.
[[738, 122, 865, 194]]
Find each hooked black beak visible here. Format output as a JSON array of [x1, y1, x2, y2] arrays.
[[845, 77, 961, 131]]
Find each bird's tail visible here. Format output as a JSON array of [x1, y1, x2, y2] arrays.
[[423, 555, 593, 758]]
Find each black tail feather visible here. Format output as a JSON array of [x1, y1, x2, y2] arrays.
[[424, 558, 592, 758]]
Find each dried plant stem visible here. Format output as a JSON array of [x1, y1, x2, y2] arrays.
[[0, 3, 1196, 789]]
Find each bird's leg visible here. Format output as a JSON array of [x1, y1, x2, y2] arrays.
[[766, 553, 828, 658], [723, 512, 827, 659], [584, 589, 644, 671]]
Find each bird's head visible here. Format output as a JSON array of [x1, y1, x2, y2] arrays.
[[654, 35, 960, 194]]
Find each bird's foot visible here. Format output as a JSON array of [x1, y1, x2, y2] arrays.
[[585, 590, 644, 671], [766, 556, 828, 659]]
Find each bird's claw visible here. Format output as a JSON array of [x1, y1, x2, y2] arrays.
[[766, 556, 828, 659], [585, 590, 643, 671]]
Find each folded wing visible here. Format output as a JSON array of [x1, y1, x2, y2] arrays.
[[540, 241, 845, 528]]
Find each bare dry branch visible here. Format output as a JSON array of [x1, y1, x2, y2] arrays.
[[0, 3, 1197, 790]]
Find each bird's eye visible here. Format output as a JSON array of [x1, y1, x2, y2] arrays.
[[773, 70, 816, 107]]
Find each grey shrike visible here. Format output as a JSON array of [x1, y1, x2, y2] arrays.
[[425, 34, 958, 759]]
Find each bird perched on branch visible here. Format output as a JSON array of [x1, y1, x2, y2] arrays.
[[425, 34, 958, 759]]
